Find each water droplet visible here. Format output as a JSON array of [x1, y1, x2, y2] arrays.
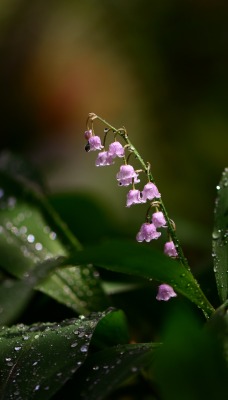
[[216, 185, 221, 190], [14, 346, 22, 351], [49, 231, 57, 240], [19, 226, 27, 234], [80, 345, 88, 353], [35, 242, 43, 251], [212, 230, 220, 240], [93, 365, 99, 370], [27, 234, 35, 243], [71, 342, 78, 348], [34, 385, 40, 391]]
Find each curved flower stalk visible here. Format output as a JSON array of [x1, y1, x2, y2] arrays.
[[84, 113, 200, 302]]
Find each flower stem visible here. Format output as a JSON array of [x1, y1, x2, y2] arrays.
[[93, 113, 190, 271]]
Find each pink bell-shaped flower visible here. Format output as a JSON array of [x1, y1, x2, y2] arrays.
[[116, 165, 140, 186], [156, 284, 177, 301], [164, 241, 178, 257], [136, 222, 161, 242], [141, 182, 161, 202], [152, 211, 166, 228], [88, 136, 104, 151], [126, 189, 142, 207], [95, 151, 114, 166], [108, 141, 125, 158]]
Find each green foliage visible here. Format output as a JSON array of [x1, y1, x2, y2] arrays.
[[0, 154, 109, 318], [153, 305, 228, 400], [212, 168, 228, 303], [68, 239, 214, 318], [72, 343, 160, 400], [0, 154, 227, 399], [0, 310, 117, 400]]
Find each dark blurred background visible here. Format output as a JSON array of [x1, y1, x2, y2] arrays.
[[0, 0, 227, 276]]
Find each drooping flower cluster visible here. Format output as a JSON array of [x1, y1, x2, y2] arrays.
[[85, 124, 178, 301]]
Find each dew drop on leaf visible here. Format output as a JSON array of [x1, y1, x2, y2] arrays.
[[70, 342, 78, 348], [80, 345, 88, 353]]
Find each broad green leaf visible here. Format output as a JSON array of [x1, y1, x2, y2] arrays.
[[153, 304, 228, 400], [91, 309, 129, 349], [0, 163, 109, 315], [59, 343, 159, 400], [67, 239, 215, 318], [0, 257, 64, 325], [212, 168, 228, 303], [0, 309, 115, 400], [206, 300, 228, 363]]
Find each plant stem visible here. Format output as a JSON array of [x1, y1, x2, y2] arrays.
[[93, 114, 190, 271]]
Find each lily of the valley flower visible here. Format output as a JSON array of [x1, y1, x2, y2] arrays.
[[152, 211, 166, 228], [88, 136, 104, 151], [116, 165, 140, 186], [95, 151, 114, 166], [126, 189, 142, 207], [108, 141, 125, 158], [136, 222, 161, 242], [141, 182, 161, 202], [164, 241, 178, 257], [156, 284, 177, 301]]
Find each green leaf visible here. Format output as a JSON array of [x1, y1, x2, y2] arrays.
[[0, 157, 109, 315], [212, 168, 228, 303], [0, 309, 114, 400], [153, 304, 228, 400], [206, 300, 228, 364], [68, 239, 215, 318], [91, 309, 129, 349], [0, 257, 64, 325], [61, 343, 159, 400]]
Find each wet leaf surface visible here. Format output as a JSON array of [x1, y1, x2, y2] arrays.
[[212, 168, 228, 303], [0, 309, 115, 400], [0, 257, 64, 325], [68, 239, 215, 318], [57, 342, 159, 400], [0, 154, 109, 315]]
